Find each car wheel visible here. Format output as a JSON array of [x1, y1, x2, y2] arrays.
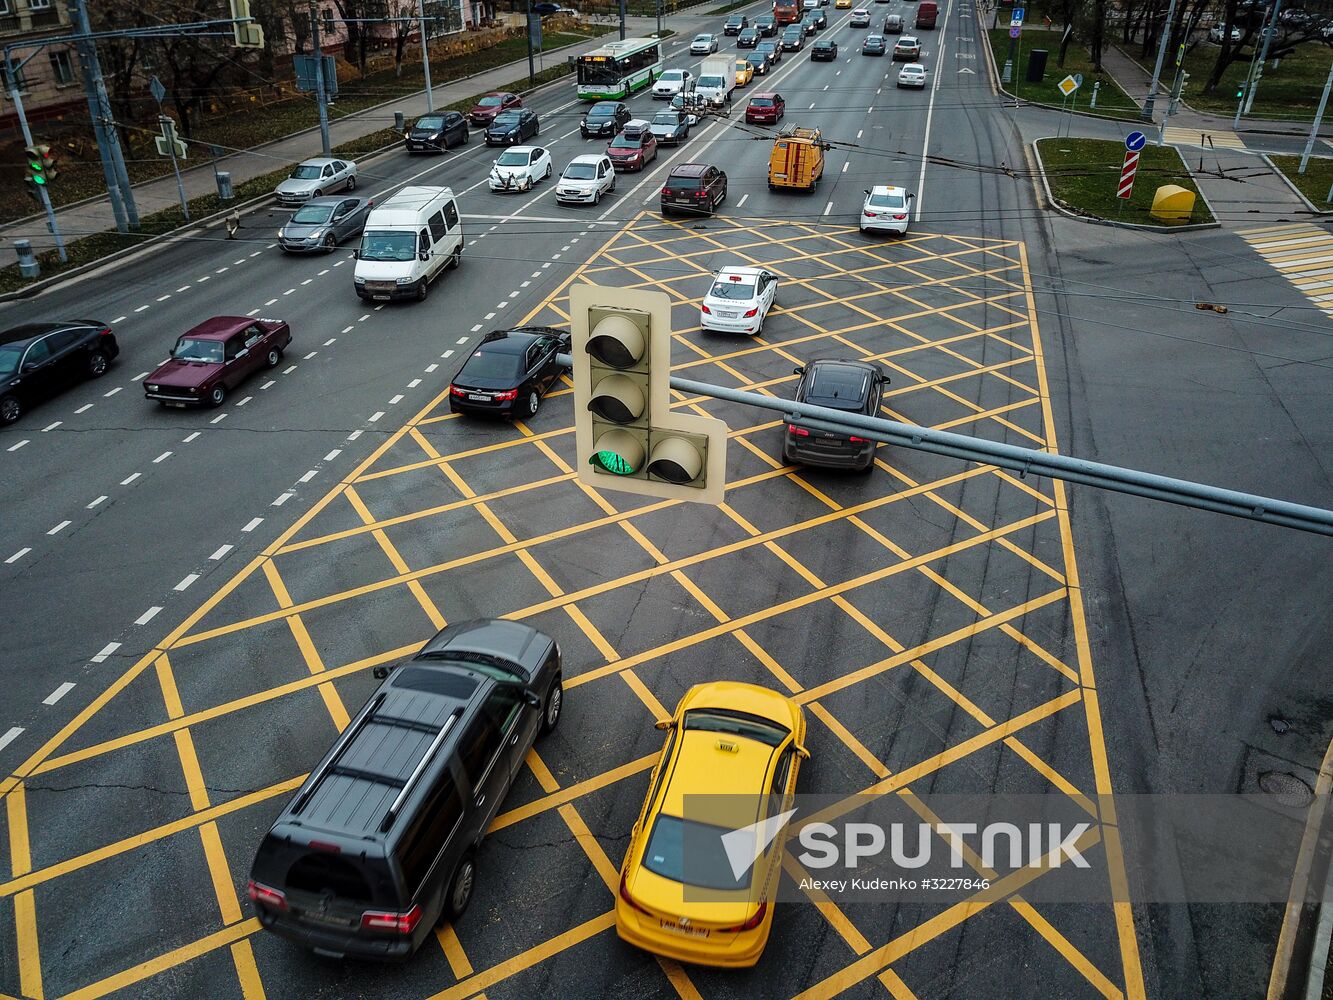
[[462, 128, 470, 145], [207, 384, 226, 408], [323, 232, 337, 251], [524, 388, 541, 418], [346, 175, 356, 191], [444, 853, 476, 922], [86, 350, 109, 378], [594, 189, 602, 205], [313, 188, 323, 198], [609, 176, 616, 192], [0, 395, 20, 425], [266, 347, 283, 368], [544, 162, 552, 179], [418, 277, 429, 301]]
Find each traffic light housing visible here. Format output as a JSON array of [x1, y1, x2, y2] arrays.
[[229, 0, 265, 47], [571, 284, 727, 505], [23, 144, 51, 186]]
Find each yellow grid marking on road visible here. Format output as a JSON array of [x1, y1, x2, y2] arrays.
[[61, 919, 262, 1000], [200, 821, 243, 925], [230, 939, 268, 1000], [779, 853, 874, 955], [262, 558, 349, 730], [14, 889, 42, 1000], [435, 923, 474, 979], [347, 475, 447, 630], [6, 782, 30, 877], [879, 968, 921, 1000]]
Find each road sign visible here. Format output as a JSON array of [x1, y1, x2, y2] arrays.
[[1057, 74, 1079, 97], [1117, 150, 1140, 200], [1009, 25, 1020, 37], [149, 75, 166, 105], [1074, 72, 1083, 87], [1125, 130, 1147, 151], [1011, 6, 1024, 22], [155, 117, 187, 159]]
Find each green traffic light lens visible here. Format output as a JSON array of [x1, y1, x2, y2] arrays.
[[591, 451, 636, 476], [32, 175, 46, 185]]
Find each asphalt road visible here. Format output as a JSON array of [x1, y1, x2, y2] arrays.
[[0, 0, 1329, 997]]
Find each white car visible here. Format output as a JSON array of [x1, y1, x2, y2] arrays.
[[652, 68, 693, 99], [897, 63, 927, 88], [860, 185, 915, 236], [803, 0, 819, 8], [556, 153, 616, 205], [700, 266, 779, 335], [274, 157, 357, 206], [488, 145, 553, 191], [850, 7, 871, 25], [1208, 25, 1242, 42], [690, 33, 720, 54]]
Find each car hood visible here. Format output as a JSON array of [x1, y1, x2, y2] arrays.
[[487, 122, 521, 136], [275, 178, 319, 195], [608, 146, 643, 158], [491, 162, 530, 174], [147, 358, 224, 388], [559, 175, 601, 190], [470, 105, 503, 119], [280, 221, 327, 239], [355, 259, 416, 279], [653, 79, 684, 91], [409, 126, 444, 138]]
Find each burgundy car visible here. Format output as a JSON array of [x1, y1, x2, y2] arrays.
[[607, 121, 658, 171], [468, 91, 521, 127], [745, 92, 785, 124], [144, 316, 292, 408]]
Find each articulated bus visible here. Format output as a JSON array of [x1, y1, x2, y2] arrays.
[[773, 0, 802, 24], [575, 37, 664, 101]]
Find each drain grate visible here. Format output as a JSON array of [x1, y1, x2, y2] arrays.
[[1258, 770, 1314, 808]]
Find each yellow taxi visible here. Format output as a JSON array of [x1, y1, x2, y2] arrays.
[[836, 0, 852, 8], [734, 59, 754, 87], [615, 681, 808, 968]]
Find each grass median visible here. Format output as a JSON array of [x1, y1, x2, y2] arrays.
[[987, 28, 1139, 120], [1036, 137, 1214, 226], [1268, 155, 1333, 211], [1177, 40, 1328, 121]]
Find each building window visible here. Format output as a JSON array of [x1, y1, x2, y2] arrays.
[[0, 0, 12, 15], [28, 0, 51, 10], [321, 8, 335, 33], [3, 58, 25, 91], [48, 50, 74, 85]]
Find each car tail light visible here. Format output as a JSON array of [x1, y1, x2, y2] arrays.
[[359, 905, 423, 934], [743, 307, 759, 318], [247, 880, 288, 911], [849, 435, 868, 443], [864, 211, 878, 218], [719, 901, 768, 933], [493, 389, 519, 402], [662, 187, 673, 196], [619, 871, 653, 915], [696, 190, 710, 199], [701, 304, 712, 315], [308, 840, 341, 853], [98, 328, 113, 339], [788, 426, 809, 436], [449, 384, 467, 396]]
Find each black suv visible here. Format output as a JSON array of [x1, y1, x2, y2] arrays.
[[404, 111, 469, 153], [724, 13, 749, 33], [249, 620, 564, 961], [581, 100, 632, 139], [661, 162, 728, 216], [0, 321, 119, 425], [449, 327, 571, 419], [781, 359, 888, 471]]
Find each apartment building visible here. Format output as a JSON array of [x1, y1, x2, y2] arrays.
[[0, 0, 81, 130]]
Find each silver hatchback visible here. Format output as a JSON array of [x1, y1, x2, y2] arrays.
[[278, 196, 373, 253]]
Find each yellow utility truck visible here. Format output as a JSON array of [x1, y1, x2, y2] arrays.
[[768, 124, 830, 192]]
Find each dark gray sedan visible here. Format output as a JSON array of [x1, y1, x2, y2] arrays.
[[278, 195, 373, 253], [649, 110, 692, 145]]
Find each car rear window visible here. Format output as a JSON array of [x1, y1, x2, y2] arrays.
[[669, 175, 703, 189], [807, 368, 870, 410], [642, 814, 756, 890], [869, 193, 906, 209], [460, 350, 523, 379], [286, 852, 376, 902], [709, 278, 756, 299], [751, 98, 773, 107]]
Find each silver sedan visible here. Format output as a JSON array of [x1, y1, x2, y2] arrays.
[[278, 195, 373, 253], [274, 157, 358, 206]]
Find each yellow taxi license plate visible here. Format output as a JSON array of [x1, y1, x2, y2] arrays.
[[660, 920, 709, 938]]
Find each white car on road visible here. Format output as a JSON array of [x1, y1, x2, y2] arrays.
[[690, 33, 720, 54], [556, 153, 617, 205], [652, 68, 694, 99], [850, 7, 871, 25], [488, 145, 553, 191], [275, 157, 357, 206], [700, 266, 779, 335], [860, 185, 915, 236], [897, 63, 927, 88]]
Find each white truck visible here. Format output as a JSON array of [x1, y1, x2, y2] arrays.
[[694, 55, 734, 109]]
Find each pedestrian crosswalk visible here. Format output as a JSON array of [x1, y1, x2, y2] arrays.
[[1239, 223, 1333, 317], [1162, 126, 1247, 150]]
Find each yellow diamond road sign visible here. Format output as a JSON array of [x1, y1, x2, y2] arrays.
[[1057, 74, 1079, 97]]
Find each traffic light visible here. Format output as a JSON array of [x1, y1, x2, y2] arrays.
[[229, 0, 265, 47], [571, 284, 728, 505]]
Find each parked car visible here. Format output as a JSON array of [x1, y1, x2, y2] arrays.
[[745, 92, 786, 124], [862, 33, 887, 54], [652, 68, 694, 99], [468, 91, 521, 126], [782, 359, 888, 471], [556, 153, 617, 205], [724, 13, 749, 34], [532, 1, 574, 12], [1209, 24, 1243, 42], [649, 109, 693, 145], [860, 184, 915, 235], [144, 316, 291, 409], [449, 328, 571, 418], [850, 6, 871, 25], [690, 32, 720, 54], [893, 35, 921, 60], [607, 120, 658, 171], [278, 195, 372, 253], [811, 38, 838, 59], [274, 157, 356, 206], [486, 108, 540, 145], [661, 162, 728, 216], [700, 266, 778, 335], [897, 63, 927, 87], [581, 100, 632, 138], [738, 26, 761, 47], [404, 111, 468, 152], [249, 619, 563, 961], [0, 321, 118, 425], [489, 146, 553, 191]]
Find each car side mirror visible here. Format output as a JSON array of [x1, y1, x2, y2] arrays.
[[793, 365, 805, 375], [864, 189, 871, 196], [654, 719, 674, 731], [351, 249, 361, 260], [372, 664, 394, 679], [523, 690, 542, 709], [21, 361, 38, 372], [795, 743, 811, 760], [419, 251, 430, 261], [908, 193, 917, 201]]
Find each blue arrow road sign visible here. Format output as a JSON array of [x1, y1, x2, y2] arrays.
[[1125, 130, 1147, 151]]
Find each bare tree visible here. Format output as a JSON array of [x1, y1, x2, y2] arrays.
[[387, 0, 416, 75]]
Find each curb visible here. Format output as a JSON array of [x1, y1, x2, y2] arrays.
[[1030, 138, 1221, 231], [1262, 154, 1333, 218]]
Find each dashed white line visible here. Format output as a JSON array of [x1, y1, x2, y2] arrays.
[[135, 606, 162, 625], [426, 363, 438, 373], [156, 294, 171, 302], [134, 304, 150, 313], [42, 421, 61, 432], [472, 324, 483, 332], [334, 259, 345, 267], [407, 379, 421, 389], [43, 682, 75, 706], [112, 315, 127, 324], [359, 314, 370, 322], [4, 544, 32, 563], [857, 129, 864, 139], [323, 338, 336, 346], [341, 325, 354, 334], [0, 728, 24, 753], [531, 271, 542, 278], [498, 300, 510, 308], [120, 472, 140, 485], [153, 451, 172, 463], [823, 200, 834, 216], [242, 517, 264, 532], [457, 337, 470, 344], [443, 350, 454, 358], [183, 432, 200, 443], [261, 380, 276, 390], [75, 403, 93, 414], [210, 544, 233, 560], [552, 253, 562, 260], [368, 411, 385, 423], [303, 351, 317, 360], [301, 278, 313, 286], [374, 304, 385, 312], [234, 259, 246, 266], [197, 275, 210, 283], [131, 372, 148, 382], [265, 298, 278, 306], [809, 102, 816, 109], [247, 309, 261, 317], [250, 250, 262, 257], [318, 269, 330, 276], [236, 396, 252, 407], [738, 194, 749, 207], [272, 493, 293, 508], [47, 521, 70, 535], [210, 413, 227, 424], [174, 573, 199, 591], [283, 365, 297, 374], [282, 288, 296, 296], [521, 281, 531, 288], [103, 387, 121, 398], [389, 394, 404, 405], [542, 262, 551, 269], [87, 495, 107, 509], [91, 641, 120, 663], [347, 430, 363, 441], [842, 162, 849, 173], [299, 470, 318, 483]]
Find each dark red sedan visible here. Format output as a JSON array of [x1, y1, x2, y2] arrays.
[[144, 316, 292, 408], [745, 92, 786, 124], [468, 91, 521, 127], [607, 120, 658, 171]]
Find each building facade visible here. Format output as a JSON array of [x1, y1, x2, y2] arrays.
[[0, 0, 82, 130]]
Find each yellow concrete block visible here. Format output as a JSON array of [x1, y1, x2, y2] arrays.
[[1150, 184, 1196, 223]]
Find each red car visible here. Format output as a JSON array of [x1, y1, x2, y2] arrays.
[[745, 92, 786, 124], [607, 120, 658, 171], [468, 91, 521, 127], [144, 316, 292, 408]]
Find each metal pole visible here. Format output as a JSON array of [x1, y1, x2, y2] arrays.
[[416, 0, 434, 112], [1298, 62, 1333, 173], [5, 69, 66, 262], [619, 0, 626, 41], [68, 41, 126, 232], [158, 116, 189, 220], [1243, 0, 1280, 115], [310, 0, 332, 156], [526, 0, 536, 88], [1141, 0, 1180, 121], [69, 0, 138, 228]]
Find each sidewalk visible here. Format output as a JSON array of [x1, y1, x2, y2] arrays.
[[1, 16, 673, 252]]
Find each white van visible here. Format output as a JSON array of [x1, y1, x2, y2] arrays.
[[353, 186, 462, 302]]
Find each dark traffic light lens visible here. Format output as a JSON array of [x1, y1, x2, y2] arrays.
[[589, 397, 635, 423], [646, 458, 692, 484], [587, 335, 636, 369]]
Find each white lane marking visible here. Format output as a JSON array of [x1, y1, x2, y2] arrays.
[[176, 286, 191, 293], [261, 380, 275, 390], [334, 260, 346, 267], [324, 449, 341, 461], [738, 194, 749, 207], [426, 363, 438, 373], [498, 300, 510, 308], [347, 430, 363, 441], [234, 259, 246, 266], [75, 403, 93, 413], [472, 324, 483, 332], [521, 280, 531, 288], [183, 431, 200, 443], [443, 349, 455, 358], [809, 102, 816, 108], [389, 394, 404, 404], [0, 728, 24, 753], [484, 312, 495, 320], [6, 548, 31, 564], [283, 365, 297, 374], [299, 470, 317, 483], [824, 200, 834, 215], [250, 251, 262, 257], [542, 263, 551, 268], [282, 288, 296, 296], [131, 372, 148, 382], [43, 682, 76, 706], [112, 315, 126, 323], [136, 606, 162, 625], [323, 338, 336, 346], [374, 304, 385, 312], [457, 337, 470, 344], [342, 325, 354, 334], [211, 413, 227, 424], [47, 521, 71, 535], [247, 309, 261, 317], [857, 129, 864, 139], [42, 421, 61, 432], [368, 411, 385, 422], [91, 641, 120, 662], [103, 387, 121, 398], [359, 314, 370, 322], [216, 268, 228, 274], [120, 473, 141, 485], [552, 253, 561, 260], [265, 298, 278, 306], [157, 294, 171, 302], [153, 451, 172, 463], [273, 492, 293, 506], [318, 269, 330, 276], [303, 351, 317, 360], [531, 271, 541, 278], [87, 496, 107, 509], [301, 278, 313, 286], [570, 237, 579, 244], [407, 379, 421, 388], [210, 544, 233, 560], [197, 275, 210, 283], [174, 573, 199, 591], [242, 517, 263, 532], [134, 305, 150, 313], [842, 162, 849, 173]]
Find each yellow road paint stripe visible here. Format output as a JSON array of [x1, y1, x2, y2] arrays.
[[154, 654, 185, 718], [558, 803, 619, 890], [1011, 898, 1124, 998], [6, 782, 30, 877], [657, 959, 705, 1000], [435, 923, 474, 979], [15, 888, 42, 1000], [672, 570, 730, 621], [173, 731, 211, 812], [780, 853, 873, 955], [262, 559, 349, 730], [200, 821, 242, 925], [345, 484, 448, 630], [488, 754, 655, 834], [230, 939, 267, 1000], [1006, 738, 1095, 814], [878, 967, 920, 1000], [808, 704, 887, 778], [525, 748, 561, 795], [734, 630, 803, 694], [620, 670, 669, 721]]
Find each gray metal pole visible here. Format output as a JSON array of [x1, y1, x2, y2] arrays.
[[416, 0, 434, 112], [160, 116, 189, 220], [69, 0, 137, 229], [526, 0, 537, 87], [5, 70, 67, 262], [1299, 61, 1333, 173], [70, 42, 126, 232], [619, 0, 626, 41], [1243, 0, 1280, 115], [310, 0, 332, 156], [1140, 0, 1180, 121]]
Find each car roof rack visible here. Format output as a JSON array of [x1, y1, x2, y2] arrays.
[[290, 692, 386, 815], [379, 708, 463, 832]]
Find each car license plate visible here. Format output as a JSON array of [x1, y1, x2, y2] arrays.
[[168, 402, 186, 408], [468, 394, 490, 402], [660, 920, 709, 938], [716, 311, 737, 319], [373, 294, 389, 301]]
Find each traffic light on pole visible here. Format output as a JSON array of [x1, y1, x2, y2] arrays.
[[229, 0, 266, 47], [571, 284, 728, 505]]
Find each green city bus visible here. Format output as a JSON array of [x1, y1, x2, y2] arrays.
[[576, 37, 664, 101]]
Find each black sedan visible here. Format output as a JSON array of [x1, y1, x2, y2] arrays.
[[862, 33, 887, 54], [486, 108, 540, 145], [277, 195, 372, 252], [745, 50, 772, 75], [0, 321, 119, 425], [811, 38, 838, 60], [737, 26, 760, 47], [781, 359, 888, 471], [582, 100, 631, 139], [449, 327, 571, 419], [404, 111, 469, 152]]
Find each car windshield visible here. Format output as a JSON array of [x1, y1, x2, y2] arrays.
[[0, 344, 22, 377], [492, 112, 520, 126], [660, 71, 684, 82], [610, 133, 642, 148], [291, 165, 322, 179], [477, 95, 503, 107], [358, 230, 417, 262], [684, 708, 789, 746], [460, 350, 523, 379], [653, 113, 680, 126], [869, 193, 906, 209], [173, 338, 225, 363], [415, 116, 445, 130], [807, 367, 870, 410], [496, 150, 530, 165], [564, 162, 598, 179], [710, 277, 757, 299], [290, 205, 334, 224], [642, 814, 755, 890], [587, 103, 617, 117]]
